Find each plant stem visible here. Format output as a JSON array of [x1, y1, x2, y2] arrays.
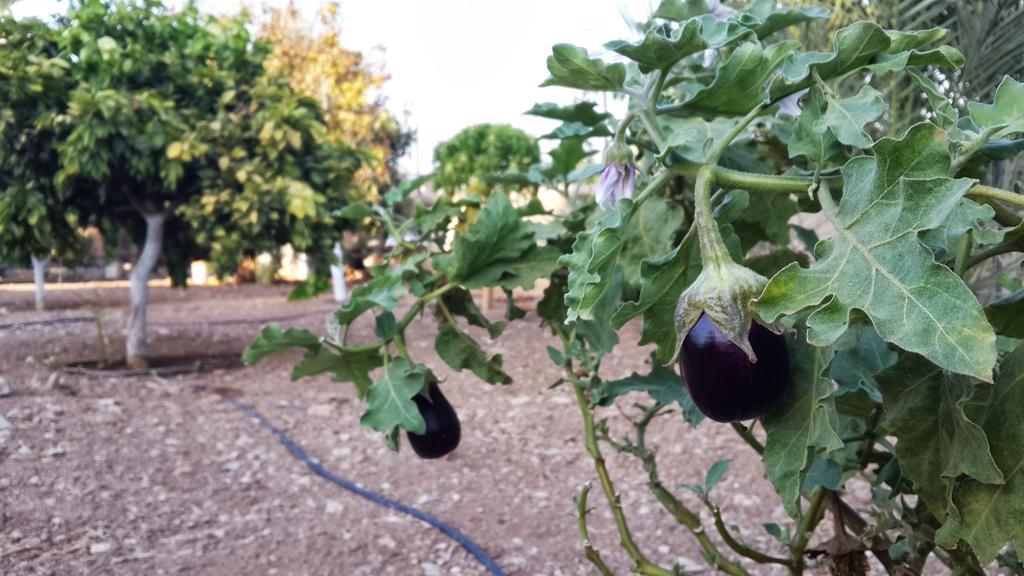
[[571, 384, 674, 576], [576, 482, 615, 576], [693, 165, 736, 270], [954, 230, 973, 278], [951, 126, 1001, 175], [609, 406, 753, 576], [632, 165, 684, 206], [709, 502, 793, 567], [789, 487, 827, 575], [615, 110, 639, 143], [671, 161, 1024, 212], [963, 235, 1024, 273], [730, 422, 765, 455]]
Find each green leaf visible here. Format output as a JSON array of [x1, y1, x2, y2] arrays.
[[541, 44, 626, 92], [987, 289, 1024, 338], [705, 459, 732, 493], [830, 325, 897, 402], [935, 344, 1024, 562], [788, 87, 842, 164], [560, 200, 634, 322], [743, 0, 829, 39], [744, 248, 809, 278], [757, 123, 997, 381], [735, 191, 797, 248], [575, 267, 623, 356], [593, 363, 704, 426], [769, 22, 892, 100], [620, 196, 686, 287], [660, 116, 737, 163], [907, 70, 958, 131], [435, 193, 543, 288], [605, 19, 706, 73], [293, 346, 383, 398], [335, 271, 405, 326], [878, 354, 1003, 521], [539, 121, 611, 140], [762, 331, 842, 517], [242, 325, 320, 365], [683, 41, 799, 115], [375, 311, 397, 340], [815, 85, 885, 148], [968, 76, 1024, 138], [338, 202, 374, 221], [652, 0, 708, 21], [546, 345, 564, 366], [441, 287, 504, 338], [922, 198, 1004, 258], [612, 200, 742, 363], [435, 324, 512, 385], [525, 101, 611, 126], [360, 357, 428, 435]]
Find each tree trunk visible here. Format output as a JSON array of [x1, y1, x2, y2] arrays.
[[330, 241, 347, 303], [126, 213, 165, 369], [31, 255, 49, 312]]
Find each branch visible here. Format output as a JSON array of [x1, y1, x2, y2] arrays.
[[730, 422, 764, 455], [571, 385, 674, 576], [708, 501, 793, 567], [606, 405, 754, 576], [789, 487, 827, 575], [576, 482, 616, 576]]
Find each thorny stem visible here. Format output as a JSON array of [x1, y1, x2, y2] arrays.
[[632, 165, 685, 207], [571, 384, 674, 576], [789, 487, 827, 575], [607, 405, 753, 576], [576, 483, 615, 576]]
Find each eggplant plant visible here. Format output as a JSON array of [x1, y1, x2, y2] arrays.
[[246, 1, 1024, 573]]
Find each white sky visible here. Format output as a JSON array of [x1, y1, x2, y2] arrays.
[[13, 0, 647, 176]]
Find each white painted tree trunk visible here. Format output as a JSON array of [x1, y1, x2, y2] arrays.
[[31, 255, 49, 312], [126, 213, 165, 369], [330, 241, 347, 303]]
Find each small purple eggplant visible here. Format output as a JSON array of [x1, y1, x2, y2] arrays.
[[407, 381, 461, 459], [678, 313, 789, 422]]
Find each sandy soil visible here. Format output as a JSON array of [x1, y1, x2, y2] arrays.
[[1, 282, 821, 575]]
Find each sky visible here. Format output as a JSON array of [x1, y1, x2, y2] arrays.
[[12, 0, 649, 176]]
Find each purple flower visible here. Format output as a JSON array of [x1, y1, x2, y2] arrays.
[[596, 161, 637, 208]]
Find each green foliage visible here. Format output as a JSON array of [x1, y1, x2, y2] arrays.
[[251, 1, 1024, 571], [758, 124, 997, 381], [432, 124, 540, 197]]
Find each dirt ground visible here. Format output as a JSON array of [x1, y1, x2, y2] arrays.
[[1, 282, 837, 575]]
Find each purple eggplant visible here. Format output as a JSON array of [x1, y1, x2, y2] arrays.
[[678, 313, 790, 422], [407, 381, 461, 459]]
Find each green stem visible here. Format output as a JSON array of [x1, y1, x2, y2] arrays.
[[693, 165, 736, 270], [709, 502, 793, 567], [674, 162, 1024, 212], [393, 333, 410, 360], [632, 165, 683, 207], [952, 126, 1001, 175], [963, 235, 1024, 273], [615, 110, 640, 143], [730, 422, 764, 455], [954, 230, 973, 278], [789, 487, 827, 575], [572, 384, 674, 576], [576, 482, 615, 576]]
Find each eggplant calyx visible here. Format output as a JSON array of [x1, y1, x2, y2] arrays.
[[675, 259, 768, 363]]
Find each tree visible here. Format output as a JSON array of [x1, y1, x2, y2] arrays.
[[0, 16, 78, 310], [49, 0, 359, 367], [257, 0, 411, 202], [433, 123, 540, 198]]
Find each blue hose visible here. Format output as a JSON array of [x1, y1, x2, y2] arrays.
[[218, 395, 508, 576]]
